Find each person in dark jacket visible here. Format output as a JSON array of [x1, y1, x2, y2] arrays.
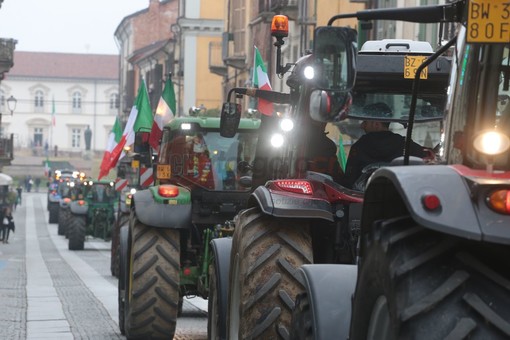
[[342, 102, 429, 189]]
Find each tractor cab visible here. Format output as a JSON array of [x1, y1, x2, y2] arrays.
[[157, 116, 260, 192]]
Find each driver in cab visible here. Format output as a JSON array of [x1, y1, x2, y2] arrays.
[[341, 102, 430, 189]]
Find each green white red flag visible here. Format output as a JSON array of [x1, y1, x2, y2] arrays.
[[108, 80, 153, 171], [98, 116, 122, 180], [149, 76, 176, 150], [252, 46, 274, 116]]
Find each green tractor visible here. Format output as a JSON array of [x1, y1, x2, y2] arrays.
[[57, 173, 88, 236], [67, 179, 118, 250], [118, 115, 260, 338]]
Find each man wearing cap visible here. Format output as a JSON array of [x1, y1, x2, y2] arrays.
[[341, 102, 429, 189]]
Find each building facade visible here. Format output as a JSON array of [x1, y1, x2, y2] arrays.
[[0, 51, 119, 155]]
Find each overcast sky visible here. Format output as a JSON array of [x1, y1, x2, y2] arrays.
[[0, 0, 149, 54]]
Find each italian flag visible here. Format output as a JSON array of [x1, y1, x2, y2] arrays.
[[108, 80, 153, 171], [149, 75, 176, 150], [98, 116, 122, 180], [252, 46, 274, 116]]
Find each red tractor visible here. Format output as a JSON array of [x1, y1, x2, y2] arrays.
[[208, 12, 451, 340], [289, 1, 510, 339]]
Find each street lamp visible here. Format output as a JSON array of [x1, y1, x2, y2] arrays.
[[6, 95, 16, 115]]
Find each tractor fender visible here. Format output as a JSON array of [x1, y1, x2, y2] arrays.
[[249, 186, 334, 221], [132, 189, 191, 229], [69, 201, 88, 215], [210, 237, 232, 339], [299, 264, 357, 340], [364, 165, 482, 241]]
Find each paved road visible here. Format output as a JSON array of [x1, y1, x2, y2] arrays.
[[0, 192, 208, 339]]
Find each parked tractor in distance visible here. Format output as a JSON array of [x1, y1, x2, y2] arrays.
[[118, 115, 260, 338], [47, 169, 82, 223], [58, 176, 88, 236], [67, 179, 118, 250]]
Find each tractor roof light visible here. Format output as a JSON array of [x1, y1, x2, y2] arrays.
[[271, 15, 289, 39], [158, 185, 179, 198], [486, 189, 510, 215], [473, 130, 510, 156]]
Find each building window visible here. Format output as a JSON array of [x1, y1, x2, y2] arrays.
[[71, 128, 81, 148], [33, 127, 43, 147], [35, 90, 44, 112], [72, 92, 82, 113], [110, 93, 119, 110], [232, 0, 246, 56]]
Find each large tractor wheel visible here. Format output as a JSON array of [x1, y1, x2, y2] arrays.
[[124, 217, 180, 339], [48, 203, 59, 224], [208, 238, 232, 340], [350, 216, 510, 340], [68, 216, 86, 250], [118, 225, 129, 335], [58, 208, 70, 235], [227, 207, 312, 339], [208, 261, 221, 340], [111, 213, 130, 277]]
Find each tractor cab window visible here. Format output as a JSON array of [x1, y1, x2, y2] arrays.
[[159, 129, 258, 190], [447, 43, 510, 171], [345, 92, 445, 149], [90, 184, 117, 202]]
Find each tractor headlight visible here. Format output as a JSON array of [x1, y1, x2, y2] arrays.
[[303, 66, 315, 80], [473, 130, 510, 156], [130, 188, 137, 195], [270, 133, 285, 148]]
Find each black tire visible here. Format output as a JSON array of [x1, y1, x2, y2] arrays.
[[92, 210, 108, 240], [58, 208, 70, 235], [48, 203, 59, 224], [227, 207, 313, 339], [290, 293, 313, 340], [351, 216, 510, 340], [111, 213, 129, 277], [68, 216, 86, 250], [124, 217, 180, 339], [118, 225, 129, 335], [208, 255, 221, 340]]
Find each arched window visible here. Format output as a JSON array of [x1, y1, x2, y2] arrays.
[[110, 93, 119, 110], [35, 90, 44, 111], [72, 91, 82, 112]]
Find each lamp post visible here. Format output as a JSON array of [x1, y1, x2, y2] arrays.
[[6, 95, 16, 115]]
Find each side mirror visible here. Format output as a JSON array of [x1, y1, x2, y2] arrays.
[[220, 102, 241, 138], [134, 131, 151, 153], [308, 26, 357, 122], [312, 26, 357, 91]]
